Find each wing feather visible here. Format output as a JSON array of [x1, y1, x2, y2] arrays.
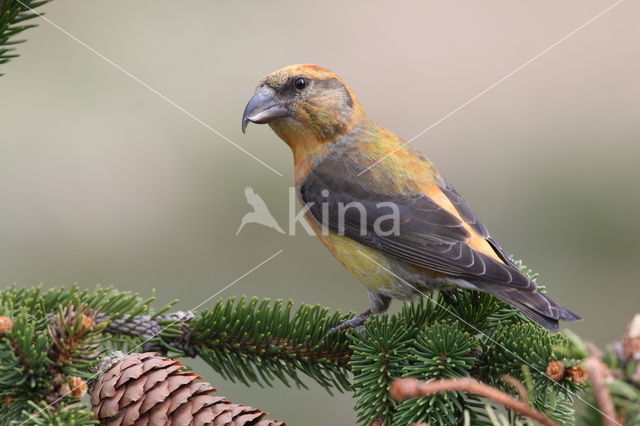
[[301, 160, 536, 292]]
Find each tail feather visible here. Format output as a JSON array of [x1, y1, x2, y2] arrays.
[[492, 290, 582, 332]]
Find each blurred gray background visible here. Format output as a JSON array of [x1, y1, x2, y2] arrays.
[[2, 1, 639, 424]]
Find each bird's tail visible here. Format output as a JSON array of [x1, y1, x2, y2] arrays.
[[491, 289, 582, 332]]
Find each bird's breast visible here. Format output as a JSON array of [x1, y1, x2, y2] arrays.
[[303, 210, 434, 298]]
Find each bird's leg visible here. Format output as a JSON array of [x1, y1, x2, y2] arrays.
[[328, 292, 391, 335], [328, 309, 373, 335], [440, 289, 459, 306]]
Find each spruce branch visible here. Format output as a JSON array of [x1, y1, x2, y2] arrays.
[[0, 267, 614, 425], [86, 285, 588, 425], [389, 377, 558, 426], [89, 297, 355, 393], [187, 297, 353, 392], [0, 0, 49, 75], [0, 285, 170, 423], [350, 316, 411, 425], [564, 314, 640, 426], [97, 310, 196, 355], [501, 374, 530, 405], [585, 343, 618, 426], [393, 321, 484, 426]]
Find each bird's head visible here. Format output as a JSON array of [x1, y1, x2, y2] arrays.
[[242, 64, 366, 148]]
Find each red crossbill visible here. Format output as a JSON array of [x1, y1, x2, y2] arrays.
[[241, 64, 581, 332]]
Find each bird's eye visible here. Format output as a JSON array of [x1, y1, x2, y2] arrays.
[[294, 77, 308, 90]]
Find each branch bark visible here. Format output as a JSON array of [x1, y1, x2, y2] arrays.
[[389, 377, 558, 426], [585, 342, 619, 426]]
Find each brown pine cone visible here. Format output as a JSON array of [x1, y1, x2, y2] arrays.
[[566, 366, 589, 384], [545, 360, 566, 381], [0, 316, 13, 334], [90, 352, 285, 426]]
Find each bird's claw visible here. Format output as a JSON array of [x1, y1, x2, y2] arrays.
[[328, 311, 372, 336], [440, 289, 459, 306]]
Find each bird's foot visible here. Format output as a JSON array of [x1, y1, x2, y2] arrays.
[[328, 310, 372, 336], [440, 289, 459, 306]]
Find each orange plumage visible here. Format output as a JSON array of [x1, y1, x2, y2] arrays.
[[242, 64, 581, 332]]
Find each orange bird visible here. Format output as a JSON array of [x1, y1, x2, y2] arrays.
[[242, 64, 581, 332]]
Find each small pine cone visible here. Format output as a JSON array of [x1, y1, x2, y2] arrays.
[[81, 314, 96, 331], [90, 352, 285, 426], [567, 366, 588, 383], [48, 306, 101, 364], [546, 360, 566, 381], [69, 376, 89, 398], [0, 316, 13, 334]]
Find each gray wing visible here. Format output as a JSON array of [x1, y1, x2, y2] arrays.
[[300, 163, 535, 291]]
